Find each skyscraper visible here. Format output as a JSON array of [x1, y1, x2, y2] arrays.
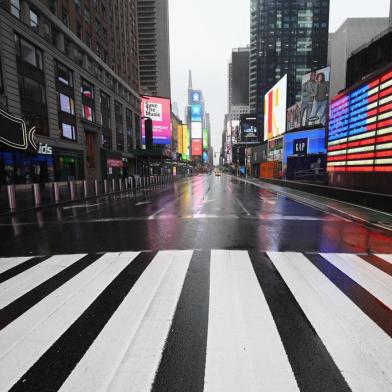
[[250, 0, 330, 139], [137, 0, 171, 98]]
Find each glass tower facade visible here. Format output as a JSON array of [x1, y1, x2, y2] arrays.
[[250, 0, 330, 140]]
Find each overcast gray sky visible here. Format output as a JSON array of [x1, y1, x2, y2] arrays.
[[169, 0, 391, 162]]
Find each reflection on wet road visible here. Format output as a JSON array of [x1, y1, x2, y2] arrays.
[[1, 174, 391, 256]]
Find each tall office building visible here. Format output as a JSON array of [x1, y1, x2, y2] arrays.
[[329, 18, 389, 98], [250, 0, 330, 139], [0, 0, 141, 185], [228, 47, 250, 121], [137, 0, 171, 98]]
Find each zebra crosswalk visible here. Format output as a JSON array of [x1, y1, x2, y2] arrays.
[[0, 250, 391, 391]]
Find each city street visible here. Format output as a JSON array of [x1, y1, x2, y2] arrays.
[[0, 174, 391, 391]]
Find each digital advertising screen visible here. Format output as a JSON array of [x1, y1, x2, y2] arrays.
[[182, 125, 190, 160], [203, 129, 209, 149], [141, 96, 171, 145], [327, 68, 392, 173], [192, 139, 202, 156], [191, 105, 202, 122], [191, 90, 202, 105], [203, 151, 209, 162], [177, 124, 183, 155], [264, 75, 287, 141], [240, 115, 257, 142], [192, 122, 202, 139]]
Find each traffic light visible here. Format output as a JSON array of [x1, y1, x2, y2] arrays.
[[145, 118, 153, 150]]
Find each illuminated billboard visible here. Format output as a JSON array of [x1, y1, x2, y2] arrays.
[[203, 151, 209, 162], [287, 67, 331, 131], [177, 124, 183, 154], [182, 125, 190, 160], [141, 96, 171, 145], [191, 139, 202, 156], [192, 122, 202, 139], [191, 105, 202, 122], [264, 75, 287, 141], [327, 68, 392, 173], [203, 129, 209, 149], [240, 115, 257, 142], [191, 90, 202, 105]]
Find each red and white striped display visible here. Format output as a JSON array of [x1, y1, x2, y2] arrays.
[[327, 68, 392, 172]]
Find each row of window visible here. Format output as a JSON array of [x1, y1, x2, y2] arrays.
[[10, 0, 139, 107], [13, 33, 136, 148]]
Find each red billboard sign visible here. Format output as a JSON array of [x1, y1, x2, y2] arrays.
[[192, 139, 202, 156]]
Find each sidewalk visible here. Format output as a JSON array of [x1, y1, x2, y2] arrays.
[[236, 176, 392, 234]]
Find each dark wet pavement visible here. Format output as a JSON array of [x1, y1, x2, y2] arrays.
[[1, 174, 392, 256]]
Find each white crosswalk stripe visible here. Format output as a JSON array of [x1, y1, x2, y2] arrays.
[[0, 250, 391, 392]]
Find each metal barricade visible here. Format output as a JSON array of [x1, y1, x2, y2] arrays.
[[69, 182, 76, 200], [33, 184, 41, 207], [53, 183, 60, 203], [6, 185, 16, 211]]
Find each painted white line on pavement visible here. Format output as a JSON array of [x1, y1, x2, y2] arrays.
[[268, 251, 392, 392], [321, 253, 392, 310], [376, 254, 392, 265], [59, 250, 192, 392], [0, 257, 31, 275], [0, 252, 139, 392], [204, 250, 299, 392], [0, 254, 86, 309]]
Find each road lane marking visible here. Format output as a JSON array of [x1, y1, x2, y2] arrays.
[[205, 250, 299, 392], [320, 253, 392, 310], [268, 251, 392, 392], [0, 254, 86, 309], [59, 250, 192, 392], [0, 252, 138, 392], [0, 257, 31, 275]]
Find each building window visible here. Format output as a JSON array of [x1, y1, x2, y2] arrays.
[[56, 62, 73, 86], [49, 0, 56, 14], [14, 35, 43, 70], [100, 92, 111, 129], [30, 9, 39, 28], [10, 0, 20, 18], [115, 101, 123, 151], [62, 7, 69, 26], [18, 75, 46, 104], [61, 122, 77, 140], [82, 104, 94, 121], [58, 92, 75, 114], [81, 79, 94, 99]]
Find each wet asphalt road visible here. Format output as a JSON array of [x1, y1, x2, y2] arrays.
[[0, 175, 392, 256], [1, 174, 392, 391], [0, 173, 391, 256]]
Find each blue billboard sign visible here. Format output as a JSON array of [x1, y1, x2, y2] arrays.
[[191, 104, 202, 122]]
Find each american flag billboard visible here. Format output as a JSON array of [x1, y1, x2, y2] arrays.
[[327, 68, 392, 173]]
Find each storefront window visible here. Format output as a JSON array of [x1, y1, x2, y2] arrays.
[[61, 122, 77, 141]]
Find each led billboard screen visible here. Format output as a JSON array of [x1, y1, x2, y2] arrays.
[[182, 125, 190, 160], [141, 96, 171, 145], [203, 151, 209, 162], [327, 68, 392, 173], [192, 139, 202, 156], [240, 115, 257, 142], [177, 124, 183, 154], [264, 75, 287, 141], [191, 105, 202, 122], [203, 129, 209, 149], [191, 90, 202, 105], [288, 67, 331, 131], [192, 122, 202, 139]]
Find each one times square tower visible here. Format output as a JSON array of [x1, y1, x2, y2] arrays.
[[250, 0, 330, 138]]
